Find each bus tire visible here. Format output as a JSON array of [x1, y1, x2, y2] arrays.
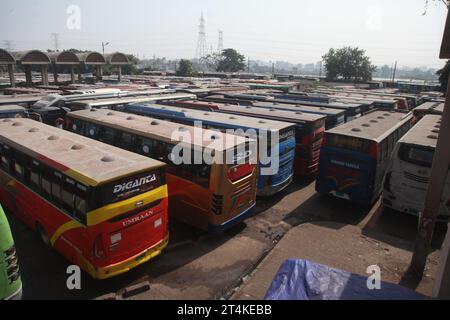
[[36, 223, 50, 246]]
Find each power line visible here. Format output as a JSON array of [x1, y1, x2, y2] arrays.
[[3, 40, 12, 51], [196, 12, 207, 60], [51, 33, 59, 51], [218, 30, 223, 53]]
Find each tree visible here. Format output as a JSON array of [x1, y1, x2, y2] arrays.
[[201, 53, 221, 71], [216, 49, 246, 72], [176, 59, 195, 76], [437, 60, 450, 92], [322, 47, 377, 82]]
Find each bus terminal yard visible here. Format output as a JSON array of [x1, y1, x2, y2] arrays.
[[0, 59, 447, 300]]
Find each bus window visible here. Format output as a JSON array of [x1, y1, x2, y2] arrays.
[[74, 184, 88, 223], [61, 177, 76, 214], [0, 145, 10, 171], [11, 152, 25, 181], [327, 135, 371, 154], [71, 119, 85, 134], [98, 126, 117, 144], [86, 123, 99, 138], [29, 161, 40, 192], [41, 169, 52, 200], [399, 144, 435, 168], [51, 171, 63, 205], [118, 132, 134, 149]]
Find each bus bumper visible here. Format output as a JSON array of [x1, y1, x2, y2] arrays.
[[92, 234, 169, 280], [257, 175, 293, 197], [208, 203, 256, 234]]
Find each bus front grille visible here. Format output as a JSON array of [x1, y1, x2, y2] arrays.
[[404, 171, 429, 184]]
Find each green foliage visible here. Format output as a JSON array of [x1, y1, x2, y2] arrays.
[[176, 59, 195, 76], [201, 53, 221, 71], [213, 49, 246, 72], [436, 60, 450, 92], [200, 49, 246, 72], [322, 47, 377, 82]]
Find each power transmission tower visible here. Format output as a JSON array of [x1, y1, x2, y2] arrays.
[[3, 40, 12, 51], [218, 30, 223, 53], [51, 33, 60, 52], [196, 12, 207, 60]]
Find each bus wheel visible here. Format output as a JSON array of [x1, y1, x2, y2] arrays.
[[36, 224, 50, 246]]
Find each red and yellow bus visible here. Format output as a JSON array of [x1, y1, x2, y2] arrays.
[[169, 100, 326, 176], [0, 118, 168, 279], [65, 109, 258, 233]]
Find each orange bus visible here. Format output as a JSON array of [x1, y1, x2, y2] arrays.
[[0, 118, 168, 279], [65, 109, 258, 233]]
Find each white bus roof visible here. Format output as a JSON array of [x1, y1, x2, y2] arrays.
[[68, 93, 196, 108], [173, 101, 326, 123], [68, 109, 252, 152], [252, 101, 346, 116], [399, 114, 441, 148], [414, 102, 444, 114], [0, 105, 27, 112], [0, 118, 164, 186], [326, 110, 412, 142]]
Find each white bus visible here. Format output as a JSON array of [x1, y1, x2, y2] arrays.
[[382, 115, 450, 221]]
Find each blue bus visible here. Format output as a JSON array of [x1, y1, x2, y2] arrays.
[[125, 103, 297, 196], [220, 92, 366, 122], [0, 105, 28, 119], [316, 110, 412, 206]]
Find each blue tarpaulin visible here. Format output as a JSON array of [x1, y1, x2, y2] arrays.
[[264, 259, 425, 300]]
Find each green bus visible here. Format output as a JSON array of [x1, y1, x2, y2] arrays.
[[0, 204, 22, 300]]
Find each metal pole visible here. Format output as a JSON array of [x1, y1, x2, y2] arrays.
[[25, 65, 32, 86], [7, 64, 15, 88], [392, 61, 397, 83], [70, 65, 75, 84], [406, 72, 450, 279]]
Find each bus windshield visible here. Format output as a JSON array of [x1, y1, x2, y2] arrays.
[[327, 135, 372, 153], [399, 144, 434, 168]]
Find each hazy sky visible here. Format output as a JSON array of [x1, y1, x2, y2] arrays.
[[0, 0, 447, 68]]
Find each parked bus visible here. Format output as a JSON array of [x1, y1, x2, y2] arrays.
[[250, 101, 346, 129], [65, 109, 258, 233], [221, 92, 365, 122], [412, 102, 444, 122], [0, 105, 28, 119], [316, 110, 413, 206], [30, 93, 196, 126], [0, 95, 43, 107], [0, 119, 169, 279], [123, 103, 296, 196], [383, 115, 449, 220], [0, 204, 22, 300], [169, 100, 326, 176]]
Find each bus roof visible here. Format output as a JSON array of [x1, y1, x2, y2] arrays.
[[0, 105, 27, 113], [128, 102, 296, 131], [68, 93, 197, 107], [326, 110, 412, 142], [67, 109, 251, 151], [252, 101, 346, 116], [414, 102, 444, 114], [399, 114, 441, 148], [176, 101, 326, 123], [0, 118, 164, 186]]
